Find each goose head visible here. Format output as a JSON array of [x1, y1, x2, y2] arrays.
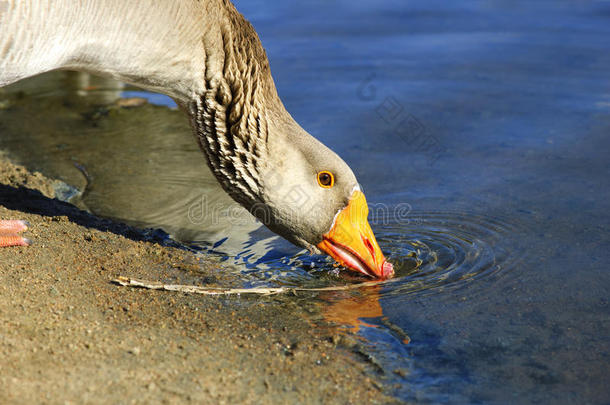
[[186, 9, 393, 279], [256, 114, 394, 279]]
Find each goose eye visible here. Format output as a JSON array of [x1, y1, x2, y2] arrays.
[[317, 171, 334, 188]]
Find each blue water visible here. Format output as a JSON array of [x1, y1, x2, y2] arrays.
[[1, 0, 609, 403], [239, 2, 610, 401]]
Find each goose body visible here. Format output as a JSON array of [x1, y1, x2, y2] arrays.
[[0, 0, 393, 278]]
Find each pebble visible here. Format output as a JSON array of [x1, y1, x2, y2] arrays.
[[128, 347, 141, 356]]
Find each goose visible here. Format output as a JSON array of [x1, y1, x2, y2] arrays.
[[0, 0, 394, 279]]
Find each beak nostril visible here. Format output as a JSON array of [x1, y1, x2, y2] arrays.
[[362, 236, 375, 260]]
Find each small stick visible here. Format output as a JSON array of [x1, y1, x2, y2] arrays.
[[113, 276, 290, 296], [112, 276, 389, 296]]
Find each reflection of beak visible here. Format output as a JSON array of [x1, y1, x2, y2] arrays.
[[317, 191, 394, 279], [322, 286, 384, 333]]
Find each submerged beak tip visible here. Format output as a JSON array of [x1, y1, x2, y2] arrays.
[[381, 260, 394, 279]]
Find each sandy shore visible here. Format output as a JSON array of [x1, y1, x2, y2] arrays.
[[0, 156, 391, 404]]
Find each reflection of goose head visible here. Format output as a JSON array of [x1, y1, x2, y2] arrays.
[[0, 0, 393, 278]]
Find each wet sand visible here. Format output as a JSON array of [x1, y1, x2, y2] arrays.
[[0, 156, 391, 404]]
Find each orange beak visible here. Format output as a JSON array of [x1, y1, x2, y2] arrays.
[[317, 191, 394, 279]]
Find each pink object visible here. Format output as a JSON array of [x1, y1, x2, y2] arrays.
[[0, 235, 30, 247], [382, 260, 394, 278], [0, 220, 30, 247], [0, 220, 28, 233]]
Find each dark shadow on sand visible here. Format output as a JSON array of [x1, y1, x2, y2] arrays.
[[0, 183, 183, 248]]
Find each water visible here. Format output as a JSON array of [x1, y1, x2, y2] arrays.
[[1, 0, 609, 403]]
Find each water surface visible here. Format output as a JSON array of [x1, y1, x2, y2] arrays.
[[1, 0, 608, 403]]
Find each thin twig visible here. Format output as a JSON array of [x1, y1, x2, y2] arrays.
[[112, 276, 386, 296]]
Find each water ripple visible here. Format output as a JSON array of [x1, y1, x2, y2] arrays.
[[376, 211, 523, 298], [215, 210, 524, 297]]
